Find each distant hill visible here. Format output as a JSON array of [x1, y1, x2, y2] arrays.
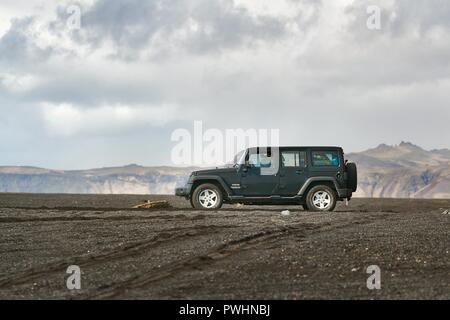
[[347, 142, 450, 198], [1, 142, 449, 198], [0, 164, 194, 195]]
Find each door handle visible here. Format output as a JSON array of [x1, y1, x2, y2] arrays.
[[295, 170, 304, 174]]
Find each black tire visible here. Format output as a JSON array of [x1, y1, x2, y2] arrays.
[[346, 162, 358, 192], [191, 183, 223, 210], [306, 185, 337, 212], [302, 204, 309, 211]]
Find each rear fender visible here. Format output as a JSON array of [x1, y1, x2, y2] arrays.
[[298, 177, 340, 196]]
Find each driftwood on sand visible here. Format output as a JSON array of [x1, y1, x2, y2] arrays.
[[132, 200, 171, 209]]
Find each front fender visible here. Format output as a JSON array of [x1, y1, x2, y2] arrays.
[[191, 175, 233, 197]]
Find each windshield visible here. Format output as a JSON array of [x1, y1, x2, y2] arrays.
[[226, 150, 246, 167]]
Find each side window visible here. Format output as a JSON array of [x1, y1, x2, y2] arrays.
[[248, 152, 260, 167], [247, 148, 272, 168], [312, 151, 340, 167], [281, 151, 306, 167]]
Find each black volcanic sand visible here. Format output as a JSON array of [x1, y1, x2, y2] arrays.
[[0, 193, 449, 299]]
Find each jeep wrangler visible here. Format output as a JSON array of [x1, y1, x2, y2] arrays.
[[175, 147, 357, 212]]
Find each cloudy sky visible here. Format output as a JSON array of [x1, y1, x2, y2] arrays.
[[1, 0, 450, 169]]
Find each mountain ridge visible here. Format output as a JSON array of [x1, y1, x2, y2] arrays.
[[1, 142, 449, 198], [346, 142, 450, 198]]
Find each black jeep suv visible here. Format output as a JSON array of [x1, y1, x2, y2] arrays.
[[175, 147, 357, 212]]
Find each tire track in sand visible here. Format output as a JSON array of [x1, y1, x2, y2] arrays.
[[83, 213, 394, 299], [0, 224, 233, 288]]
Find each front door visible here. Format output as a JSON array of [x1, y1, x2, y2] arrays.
[[277, 149, 309, 196], [239, 147, 279, 196]]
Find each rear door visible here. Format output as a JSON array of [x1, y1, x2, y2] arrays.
[[277, 149, 309, 196]]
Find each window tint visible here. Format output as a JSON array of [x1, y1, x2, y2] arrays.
[[312, 151, 340, 167], [281, 151, 306, 167], [247, 148, 272, 168]]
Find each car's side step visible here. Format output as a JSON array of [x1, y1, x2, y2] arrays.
[[229, 195, 301, 200]]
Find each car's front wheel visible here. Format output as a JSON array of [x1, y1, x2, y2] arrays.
[[191, 183, 223, 210], [305, 185, 337, 212]]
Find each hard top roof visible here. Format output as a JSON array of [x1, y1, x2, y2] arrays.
[[247, 146, 343, 150]]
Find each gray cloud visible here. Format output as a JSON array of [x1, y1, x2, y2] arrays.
[[181, 1, 286, 54], [49, 0, 288, 60], [0, 0, 450, 169], [390, 0, 450, 35], [0, 17, 53, 66]]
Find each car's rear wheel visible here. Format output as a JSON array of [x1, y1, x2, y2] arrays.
[[192, 183, 223, 210], [305, 185, 337, 212]]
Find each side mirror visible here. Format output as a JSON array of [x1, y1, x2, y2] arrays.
[[241, 161, 250, 172]]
